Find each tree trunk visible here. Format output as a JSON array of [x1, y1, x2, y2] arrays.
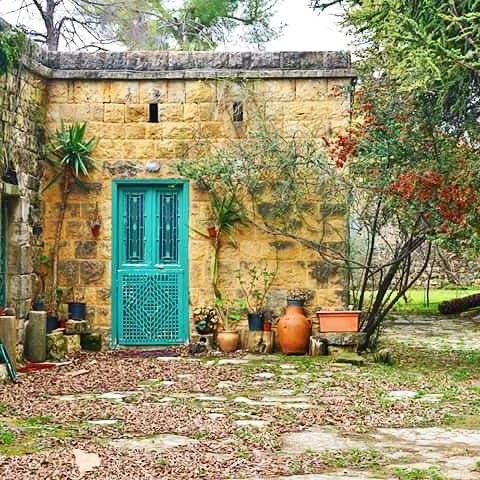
[[52, 171, 70, 308], [438, 293, 480, 314]]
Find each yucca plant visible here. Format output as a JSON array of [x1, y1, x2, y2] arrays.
[[209, 193, 246, 297], [44, 122, 98, 305]]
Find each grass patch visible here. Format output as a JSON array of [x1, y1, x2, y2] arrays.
[[322, 447, 385, 469], [0, 422, 15, 445], [393, 466, 446, 479], [391, 287, 480, 314]]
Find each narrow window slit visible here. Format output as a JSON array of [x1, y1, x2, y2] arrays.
[[233, 101, 243, 123], [149, 103, 159, 123]]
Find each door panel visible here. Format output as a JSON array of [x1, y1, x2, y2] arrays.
[[114, 183, 188, 346]]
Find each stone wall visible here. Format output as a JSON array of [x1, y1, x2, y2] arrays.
[[0, 62, 47, 346], [39, 51, 354, 335]]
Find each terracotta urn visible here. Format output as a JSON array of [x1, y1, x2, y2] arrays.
[[217, 331, 240, 353], [277, 305, 311, 354]]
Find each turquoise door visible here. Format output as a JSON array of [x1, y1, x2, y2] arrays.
[[112, 181, 189, 346]]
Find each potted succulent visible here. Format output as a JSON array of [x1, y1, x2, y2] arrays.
[[316, 306, 361, 333], [192, 305, 218, 335], [277, 288, 314, 355], [287, 288, 314, 307], [236, 262, 277, 331], [214, 297, 244, 353]]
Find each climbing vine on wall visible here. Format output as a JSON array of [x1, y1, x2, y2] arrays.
[[0, 30, 26, 76]]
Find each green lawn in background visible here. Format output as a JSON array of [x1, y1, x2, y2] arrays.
[[392, 287, 480, 314]]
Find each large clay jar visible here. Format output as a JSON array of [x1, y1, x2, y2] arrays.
[[217, 331, 240, 353], [277, 305, 311, 354]]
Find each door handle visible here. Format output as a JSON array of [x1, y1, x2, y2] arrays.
[[155, 264, 165, 269]]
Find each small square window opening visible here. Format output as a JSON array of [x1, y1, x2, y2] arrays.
[[233, 101, 243, 123]]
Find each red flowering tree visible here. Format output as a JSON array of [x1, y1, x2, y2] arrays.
[[331, 77, 480, 346], [178, 77, 480, 349]]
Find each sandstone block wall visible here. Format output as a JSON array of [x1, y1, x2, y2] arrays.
[[0, 66, 46, 343], [43, 74, 351, 331]]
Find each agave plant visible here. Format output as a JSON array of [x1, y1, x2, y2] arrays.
[[44, 122, 98, 305]]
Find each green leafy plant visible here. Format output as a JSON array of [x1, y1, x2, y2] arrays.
[[44, 122, 98, 305], [236, 261, 277, 314], [207, 193, 246, 296], [393, 466, 446, 480], [0, 423, 15, 446], [214, 297, 246, 331], [0, 30, 26, 76]]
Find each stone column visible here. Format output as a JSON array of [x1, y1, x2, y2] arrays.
[[0, 315, 16, 367], [24, 311, 46, 362]]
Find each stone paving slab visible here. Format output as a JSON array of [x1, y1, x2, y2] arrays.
[[282, 426, 480, 479], [110, 434, 197, 452]]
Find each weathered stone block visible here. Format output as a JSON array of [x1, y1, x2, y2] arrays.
[[167, 80, 185, 103], [66, 334, 81, 354], [316, 332, 366, 347], [75, 241, 97, 259], [80, 332, 102, 352], [159, 103, 184, 121], [65, 320, 89, 335], [58, 260, 80, 286], [25, 311, 47, 362], [125, 124, 146, 139], [162, 123, 195, 140], [110, 81, 139, 103], [185, 81, 216, 103], [79, 261, 105, 284], [138, 81, 166, 103], [334, 352, 365, 366], [104, 103, 125, 123], [125, 104, 147, 122], [296, 79, 328, 101], [47, 330, 67, 361]]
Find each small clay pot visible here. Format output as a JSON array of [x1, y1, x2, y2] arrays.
[[207, 226, 217, 238], [217, 331, 239, 353], [277, 305, 311, 354]]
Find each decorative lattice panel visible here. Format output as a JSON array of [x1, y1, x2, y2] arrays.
[[120, 272, 181, 345], [158, 192, 178, 264], [124, 193, 145, 263]]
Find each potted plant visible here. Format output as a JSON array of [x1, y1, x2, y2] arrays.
[[89, 202, 101, 237], [277, 288, 314, 354], [316, 307, 361, 333], [192, 305, 218, 335], [236, 261, 277, 331], [67, 288, 86, 320], [287, 288, 314, 307], [214, 297, 244, 353], [32, 296, 45, 312]]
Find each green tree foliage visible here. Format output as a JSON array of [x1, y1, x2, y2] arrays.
[[312, 0, 480, 137], [0, 30, 26, 75], [110, 0, 281, 50], [10, 0, 280, 50]]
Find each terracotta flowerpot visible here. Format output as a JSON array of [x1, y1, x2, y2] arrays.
[[217, 331, 239, 353], [207, 226, 217, 238], [316, 310, 361, 333], [277, 305, 311, 354]]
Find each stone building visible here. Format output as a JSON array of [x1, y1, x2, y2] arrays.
[[0, 30, 355, 347]]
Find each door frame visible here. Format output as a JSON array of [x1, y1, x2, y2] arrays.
[[111, 179, 190, 347]]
